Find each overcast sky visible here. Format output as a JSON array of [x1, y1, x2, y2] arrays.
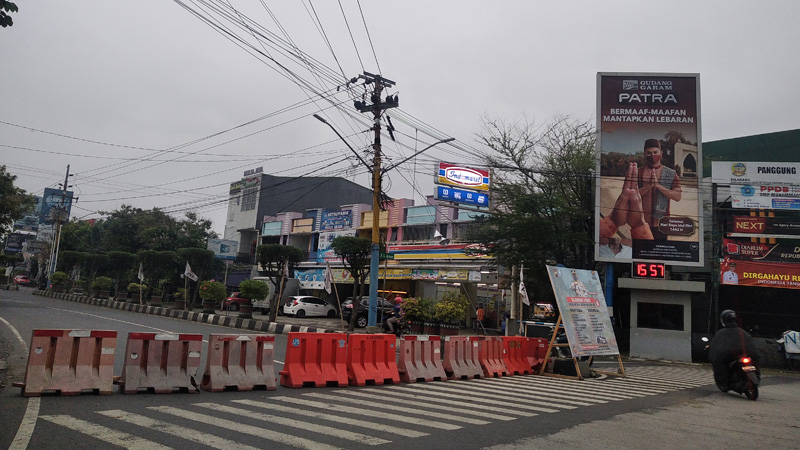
[[3, 0, 799, 236]]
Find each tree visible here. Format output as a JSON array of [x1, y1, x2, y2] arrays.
[[469, 115, 596, 304], [137, 250, 177, 303], [256, 244, 304, 321], [1, 1, 18, 28], [0, 165, 35, 235], [107, 251, 136, 294], [330, 236, 372, 331], [237, 279, 269, 303]]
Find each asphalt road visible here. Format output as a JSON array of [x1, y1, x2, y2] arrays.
[[2, 287, 799, 449]]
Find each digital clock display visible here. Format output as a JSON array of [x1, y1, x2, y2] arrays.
[[632, 263, 666, 279]]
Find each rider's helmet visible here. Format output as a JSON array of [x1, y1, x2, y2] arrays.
[[720, 309, 737, 328]]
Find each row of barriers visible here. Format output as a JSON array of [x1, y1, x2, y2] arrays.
[[15, 329, 549, 397]]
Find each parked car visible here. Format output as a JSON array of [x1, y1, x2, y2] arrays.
[[223, 292, 250, 312], [341, 296, 394, 328], [282, 296, 337, 318], [13, 275, 31, 286]]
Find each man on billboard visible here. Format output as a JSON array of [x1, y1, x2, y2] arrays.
[[638, 139, 682, 239], [722, 262, 739, 285]]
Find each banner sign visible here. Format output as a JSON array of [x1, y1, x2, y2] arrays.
[[546, 266, 619, 357], [595, 73, 703, 266], [296, 268, 326, 289], [435, 185, 489, 208], [39, 188, 74, 225], [712, 162, 800, 210], [412, 269, 439, 280], [4, 233, 35, 253], [727, 216, 800, 237], [320, 210, 352, 231], [723, 238, 800, 263], [436, 162, 490, 191], [317, 230, 356, 262], [207, 238, 238, 260], [720, 258, 800, 289]]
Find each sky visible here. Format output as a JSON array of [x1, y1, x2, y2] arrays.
[[3, 0, 799, 236]]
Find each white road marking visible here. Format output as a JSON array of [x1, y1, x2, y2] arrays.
[[195, 403, 390, 445], [308, 392, 489, 425], [149, 405, 342, 450], [274, 397, 461, 430], [97, 409, 262, 450], [0, 314, 40, 450], [232, 399, 429, 438], [39, 415, 171, 450], [342, 389, 528, 420], [386, 383, 575, 411]]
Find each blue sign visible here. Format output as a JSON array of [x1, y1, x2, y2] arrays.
[[435, 186, 489, 207], [321, 210, 352, 231]]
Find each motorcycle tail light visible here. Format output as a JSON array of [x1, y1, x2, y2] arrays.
[[741, 357, 751, 364]]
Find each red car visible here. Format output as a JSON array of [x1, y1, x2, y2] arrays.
[[223, 292, 249, 311], [13, 275, 31, 286]]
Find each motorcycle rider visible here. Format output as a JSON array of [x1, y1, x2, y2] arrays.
[[385, 295, 403, 334], [709, 309, 762, 390]]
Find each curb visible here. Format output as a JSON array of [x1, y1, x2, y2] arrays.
[[32, 290, 339, 336]]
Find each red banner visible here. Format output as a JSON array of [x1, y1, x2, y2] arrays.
[[720, 258, 800, 290]]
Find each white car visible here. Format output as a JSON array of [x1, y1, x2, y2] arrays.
[[282, 296, 337, 318]]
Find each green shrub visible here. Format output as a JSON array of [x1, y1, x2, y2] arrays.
[[127, 282, 147, 292], [199, 280, 226, 303], [91, 276, 113, 291], [401, 297, 433, 322], [433, 291, 469, 324], [238, 279, 269, 301], [49, 271, 70, 291]]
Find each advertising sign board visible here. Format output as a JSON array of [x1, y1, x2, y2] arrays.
[[435, 186, 489, 208], [720, 258, 800, 290], [546, 265, 619, 357], [595, 73, 702, 266], [320, 210, 352, 231], [39, 188, 73, 225], [317, 229, 356, 262], [436, 162, 490, 191], [712, 161, 800, 210], [207, 238, 238, 260]]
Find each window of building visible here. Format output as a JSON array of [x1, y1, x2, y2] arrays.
[[241, 188, 257, 211], [402, 226, 435, 242], [637, 302, 684, 331]]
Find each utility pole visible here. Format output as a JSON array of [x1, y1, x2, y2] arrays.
[[48, 165, 74, 281], [354, 72, 398, 330]]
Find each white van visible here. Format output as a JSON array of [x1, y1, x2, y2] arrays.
[[250, 277, 300, 314]]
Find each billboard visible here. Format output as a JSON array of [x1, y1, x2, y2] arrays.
[[712, 161, 800, 210], [317, 229, 356, 262], [4, 233, 35, 253], [720, 258, 800, 290], [435, 186, 489, 208], [436, 162, 490, 191], [595, 73, 703, 266], [207, 238, 238, 260], [39, 188, 74, 225], [320, 210, 352, 231], [546, 266, 619, 357]]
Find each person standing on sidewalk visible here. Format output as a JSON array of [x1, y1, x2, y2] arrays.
[[476, 304, 486, 330]]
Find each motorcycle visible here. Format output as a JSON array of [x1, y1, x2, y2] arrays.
[[777, 330, 800, 371], [719, 354, 761, 401], [381, 317, 411, 337], [702, 336, 760, 400]]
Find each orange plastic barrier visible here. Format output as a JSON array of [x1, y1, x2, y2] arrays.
[[279, 332, 348, 388], [442, 336, 483, 380], [201, 334, 277, 392], [20, 329, 117, 397], [524, 337, 548, 371], [477, 336, 508, 378], [347, 334, 400, 386], [118, 332, 203, 394], [503, 336, 534, 375], [397, 335, 446, 383]]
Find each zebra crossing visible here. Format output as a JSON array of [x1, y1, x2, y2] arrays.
[[37, 365, 714, 450]]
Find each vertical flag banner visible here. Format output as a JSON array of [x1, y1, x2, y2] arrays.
[[518, 265, 530, 306], [324, 262, 334, 294], [184, 262, 198, 282], [137, 262, 144, 281], [595, 72, 703, 266]]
